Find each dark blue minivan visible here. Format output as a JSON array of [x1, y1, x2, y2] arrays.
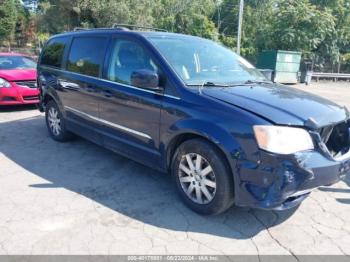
[[37, 26, 350, 215]]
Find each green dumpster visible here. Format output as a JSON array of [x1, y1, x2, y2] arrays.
[[256, 50, 302, 84]]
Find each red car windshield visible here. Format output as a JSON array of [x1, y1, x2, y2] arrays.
[[0, 56, 36, 70]]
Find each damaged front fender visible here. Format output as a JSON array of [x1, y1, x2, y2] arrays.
[[234, 150, 346, 210]]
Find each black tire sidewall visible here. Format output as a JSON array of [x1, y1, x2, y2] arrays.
[[172, 139, 234, 215]]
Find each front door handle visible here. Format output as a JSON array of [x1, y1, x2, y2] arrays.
[[58, 79, 79, 90]]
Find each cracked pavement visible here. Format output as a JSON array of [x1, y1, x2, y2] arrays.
[[0, 82, 349, 255]]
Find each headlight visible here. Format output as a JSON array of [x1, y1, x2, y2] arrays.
[[253, 125, 314, 154], [0, 78, 11, 88]]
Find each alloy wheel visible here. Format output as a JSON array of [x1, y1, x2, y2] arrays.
[[178, 153, 217, 204], [48, 107, 61, 136]]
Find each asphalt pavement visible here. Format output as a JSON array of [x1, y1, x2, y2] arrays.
[[0, 82, 349, 255]]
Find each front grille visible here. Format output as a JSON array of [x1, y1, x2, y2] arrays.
[[319, 120, 350, 158], [23, 95, 39, 101], [15, 80, 37, 89], [1, 96, 16, 101]]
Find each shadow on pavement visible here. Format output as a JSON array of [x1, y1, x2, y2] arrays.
[[319, 174, 350, 204], [0, 116, 298, 239], [0, 104, 37, 112]]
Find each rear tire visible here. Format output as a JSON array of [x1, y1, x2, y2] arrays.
[[171, 138, 234, 215], [45, 100, 74, 142]]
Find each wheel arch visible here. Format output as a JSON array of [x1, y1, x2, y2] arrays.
[[165, 126, 240, 189], [41, 91, 65, 114], [43, 93, 55, 106]]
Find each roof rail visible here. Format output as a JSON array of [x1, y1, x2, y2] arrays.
[[73, 27, 89, 31], [72, 27, 116, 32], [112, 23, 167, 32]]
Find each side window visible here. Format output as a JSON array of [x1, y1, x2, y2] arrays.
[[107, 39, 159, 86], [67, 37, 108, 77], [41, 37, 69, 68]]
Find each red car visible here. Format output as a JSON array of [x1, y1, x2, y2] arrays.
[[0, 52, 39, 105]]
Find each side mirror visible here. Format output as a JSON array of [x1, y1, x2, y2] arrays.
[[130, 69, 161, 91]]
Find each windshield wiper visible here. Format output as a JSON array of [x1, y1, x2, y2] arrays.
[[244, 79, 272, 85], [186, 81, 230, 95], [186, 81, 230, 87], [186, 80, 272, 94]]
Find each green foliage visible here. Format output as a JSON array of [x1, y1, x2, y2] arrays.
[[14, 0, 33, 46], [217, 0, 348, 67], [311, 0, 350, 67], [37, 0, 218, 38], [5, 0, 348, 71], [37, 32, 50, 44], [341, 53, 350, 72], [37, 0, 81, 33], [217, 0, 276, 60], [154, 0, 218, 39], [78, 0, 153, 28], [0, 0, 18, 45], [271, 0, 335, 52]]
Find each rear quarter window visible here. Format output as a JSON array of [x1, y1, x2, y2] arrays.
[[67, 37, 108, 77], [41, 37, 70, 68]]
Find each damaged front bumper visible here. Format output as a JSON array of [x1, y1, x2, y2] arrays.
[[235, 149, 350, 210]]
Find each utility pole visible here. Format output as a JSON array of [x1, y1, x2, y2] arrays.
[[237, 0, 244, 55], [217, 4, 221, 31], [216, 0, 222, 32]]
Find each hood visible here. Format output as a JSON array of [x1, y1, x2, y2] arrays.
[[0, 69, 37, 81], [203, 83, 348, 129]]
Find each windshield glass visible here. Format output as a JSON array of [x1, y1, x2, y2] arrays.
[[0, 56, 36, 70], [149, 36, 266, 86]]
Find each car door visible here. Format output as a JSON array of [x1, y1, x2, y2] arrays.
[[58, 35, 109, 144], [98, 37, 163, 166]]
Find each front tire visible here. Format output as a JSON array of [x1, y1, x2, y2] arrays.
[[172, 138, 234, 215], [45, 100, 74, 142]]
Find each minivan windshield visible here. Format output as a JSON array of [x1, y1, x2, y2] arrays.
[[149, 36, 267, 86], [0, 56, 36, 70]]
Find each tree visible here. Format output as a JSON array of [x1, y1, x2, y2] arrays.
[[33, 0, 350, 72], [217, 0, 337, 64], [0, 0, 18, 46], [14, 0, 32, 46], [154, 0, 218, 39], [310, 0, 350, 70], [37, 0, 81, 33], [37, 0, 218, 39], [271, 0, 335, 52], [216, 0, 276, 60]]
